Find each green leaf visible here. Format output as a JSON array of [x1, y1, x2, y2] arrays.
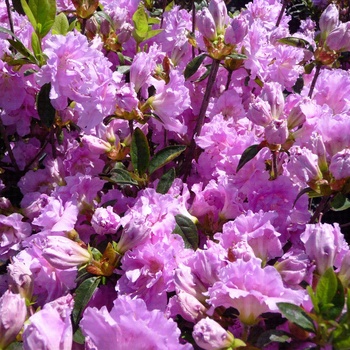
[[144, 29, 163, 41], [105, 168, 138, 186], [173, 214, 199, 250], [256, 330, 292, 348], [51, 12, 69, 35], [226, 53, 247, 60], [20, 0, 37, 31], [37, 83, 56, 128], [184, 53, 207, 80], [149, 145, 186, 175], [28, 0, 56, 37], [73, 328, 85, 344], [130, 127, 150, 177], [7, 39, 37, 63], [72, 276, 101, 330], [316, 267, 345, 320], [278, 37, 313, 51], [132, 6, 149, 42], [277, 302, 316, 333], [331, 193, 350, 212], [31, 31, 42, 58], [236, 144, 263, 173], [156, 167, 175, 194], [316, 267, 337, 306]]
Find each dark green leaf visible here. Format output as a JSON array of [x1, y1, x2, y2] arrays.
[[105, 168, 138, 186], [73, 328, 85, 344], [130, 127, 150, 177], [304, 62, 316, 74], [72, 276, 101, 330], [277, 302, 316, 333], [149, 145, 186, 175], [331, 193, 350, 212], [256, 330, 292, 348], [5, 342, 24, 350], [117, 65, 131, 74], [7, 39, 37, 63], [236, 144, 263, 172], [156, 167, 175, 194], [184, 53, 207, 80], [173, 214, 199, 250], [37, 83, 56, 128], [31, 31, 42, 58], [51, 12, 69, 35], [28, 0, 56, 37]]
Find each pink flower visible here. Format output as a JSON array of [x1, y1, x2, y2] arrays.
[[0, 213, 32, 260], [329, 148, 350, 180], [326, 22, 350, 52], [196, 8, 217, 41], [301, 223, 349, 275], [193, 318, 236, 350], [319, 4, 339, 40], [22, 294, 74, 350], [150, 70, 190, 133], [207, 258, 305, 325], [0, 290, 27, 349], [265, 119, 288, 145], [80, 295, 193, 350], [41, 235, 92, 270], [91, 206, 121, 235]]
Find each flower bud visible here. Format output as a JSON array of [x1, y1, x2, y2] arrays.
[[42, 236, 92, 270], [338, 251, 350, 287], [326, 22, 350, 52], [261, 82, 285, 120], [247, 98, 273, 126], [0, 290, 27, 349], [287, 103, 306, 130], [265, 120, 288, 145], [319, 4, 339, 40], [301, 224, 336, 276], [193, 318, 245, 350], [197, 8, 217, 41], [208, 0, 228, 35], [329, 148, 350, 180], [224, 17, 247, 45]]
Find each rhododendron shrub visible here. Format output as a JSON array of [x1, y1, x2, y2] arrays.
[[1, 0, 350, 349]]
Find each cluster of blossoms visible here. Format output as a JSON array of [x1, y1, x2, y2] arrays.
[[1, 0, 350, 349]]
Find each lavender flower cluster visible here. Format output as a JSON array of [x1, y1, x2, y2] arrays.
[[1, 0, 350, 349]]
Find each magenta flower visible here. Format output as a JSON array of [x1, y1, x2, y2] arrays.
[[80, 295, 193, 350]]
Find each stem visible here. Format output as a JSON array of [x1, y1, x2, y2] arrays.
[[0, 116, 20, 173], [5, 0, 14, 34], [308, 65, 321, 99], [24, 136, 50, 172], [225, 69, 233, 91], [160, 0, 167, 28], [276, 0, 287, 27], [191, 0, 196, 59], [81, 18, 87, 35], [182, 59, 221, 180], [309, 195, 331, 224]]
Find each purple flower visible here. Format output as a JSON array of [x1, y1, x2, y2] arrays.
[[41, 235, 92, 270], [0, 290, 27, 349], [80, 295, 193, 350], [0, 213, 32, 260], [207, 258, 306, 325], [37, 31, 116, 130], [22, 294, 74, 350], [265, 119, 288, 145], [301, 223, 349, 275], [329, 148, 350, 180], [326, 22, 350, 52], [196, 8, 217, 41], [193, 318, 238, 350], [7, 259, 34, 300], [319, 4, 339, 40], [91, 206, 121, 235]]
